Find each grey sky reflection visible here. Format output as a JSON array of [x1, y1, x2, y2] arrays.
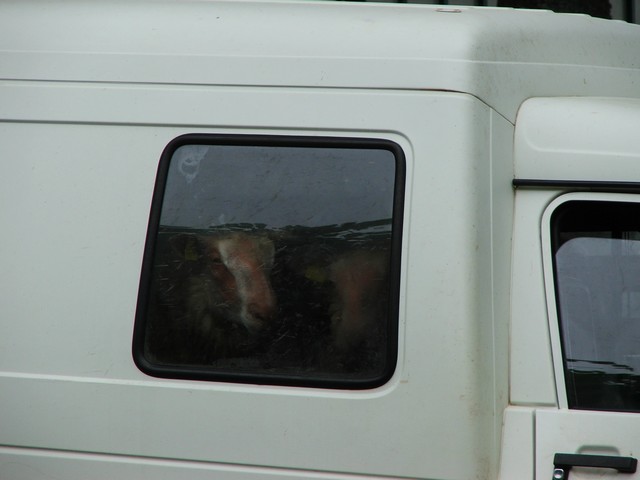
[[160, 144, 396, 229]]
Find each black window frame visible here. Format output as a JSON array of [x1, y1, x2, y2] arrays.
[[132, 133, 405, 389]]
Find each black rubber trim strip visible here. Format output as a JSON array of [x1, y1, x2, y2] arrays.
[[513, 179, 640, 191]]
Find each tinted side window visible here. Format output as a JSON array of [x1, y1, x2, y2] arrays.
[[552, 201, 640, 411], [134, 135, 404, 388]]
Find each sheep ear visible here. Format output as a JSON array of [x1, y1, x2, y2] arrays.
[[169, 233, 201, 261]]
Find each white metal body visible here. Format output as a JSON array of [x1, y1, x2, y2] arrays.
[[1, 1, 640, 479]]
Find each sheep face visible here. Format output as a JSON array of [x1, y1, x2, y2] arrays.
[[194, 233, 276, 333]]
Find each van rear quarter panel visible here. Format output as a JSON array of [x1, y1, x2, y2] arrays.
[[0, 84, 508, 479]]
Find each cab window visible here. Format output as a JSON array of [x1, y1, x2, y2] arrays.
[[552, 200, 640, 411]]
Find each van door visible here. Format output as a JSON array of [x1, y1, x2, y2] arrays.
[[536, 193, 640, 480]]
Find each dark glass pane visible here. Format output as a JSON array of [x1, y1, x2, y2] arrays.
[[135, 137, 402, 388], [552, 201, 640, 411]]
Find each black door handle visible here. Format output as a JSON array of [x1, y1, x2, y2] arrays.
[[553, 453, 638, 480]]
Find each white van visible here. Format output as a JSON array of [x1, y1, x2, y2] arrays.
[[2, 1, 640, 479]]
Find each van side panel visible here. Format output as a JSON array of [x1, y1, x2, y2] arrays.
[[0, 83, 506, 479]]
